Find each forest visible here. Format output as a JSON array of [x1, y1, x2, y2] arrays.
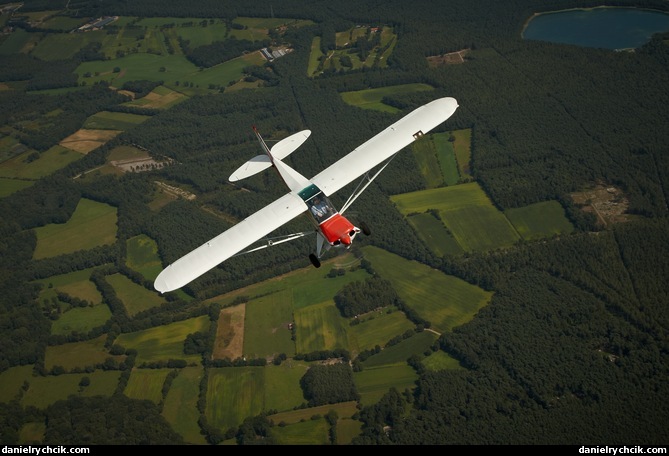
[[1, 0, 668, 445]]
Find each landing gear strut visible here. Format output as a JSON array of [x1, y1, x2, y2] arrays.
[[309, 253, 321, 268]]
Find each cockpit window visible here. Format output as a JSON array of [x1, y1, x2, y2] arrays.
[[308, 194, 335, 221]]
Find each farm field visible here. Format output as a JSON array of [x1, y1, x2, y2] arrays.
[[361, 330, 439, 368], [0, 146, 84, 180], [347, 308, 415, 354], [362, 246, 493, 333], [340, 83, 434, 112], [44, 335, 124, 371], [83, 111, 150, 131], [32, 198, 118, 259], [505, 200, 574, 240], [392, 182, 521, 252], [0, 365, 34, 403], [115, 315, 210, 365], [20, 370, 121, 409], [124, 368, 173, 404], [0, 177, 33, 197], [106, 273, 166, 316], [50, 304, 112, 336], [162, 366, 207, 444], [126, 234, 163, 281], [354, 363, 418, 406]]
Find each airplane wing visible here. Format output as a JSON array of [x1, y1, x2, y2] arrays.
[[311, 97, 459, 196], [154, 193, 308, 293]]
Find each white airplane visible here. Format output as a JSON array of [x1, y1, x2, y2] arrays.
[[154, 97, 459, 293]]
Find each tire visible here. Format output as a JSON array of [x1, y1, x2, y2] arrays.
[[360, 222, 371, 236], [309, 253, 321, 268]]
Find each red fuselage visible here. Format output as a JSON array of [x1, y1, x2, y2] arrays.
[[318, 213, 356, 246]]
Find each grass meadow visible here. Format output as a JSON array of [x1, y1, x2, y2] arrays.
[[37, 267, 103, 304], [242, 289, 296, 358], [361, 330, 439, 368], [423, 350, 464, 371], [407, 212, 464, 256], [20, 370, 121, 409], [294, 301, 349, 353], [505, 200, 574, 240], [362, 246, 493, 333], [162, 366, 207, 444], [124, 368, 172, 404], [307, 36, 324, 76], [411, 135, 445, 188], [347, 308, 415, 354], [392, 182, 521, 252], [340, 83, 434, 112], [206, 367, 265, 430], [125, 234, 163, 281], [0, 146, 83, 180], [354, 363, 418, 406], [32, 198, 118, 259], [268, 401, 358, 425], [106, 273, 166, 316], [83, 111, 150, 130], [434, 131, 462, 185], [115, 315, 210, 365], [271, 419, 330, 445], [263, 361, 311, 412], [0, 365, 34, 403], [44, 335, 124, 371], [50, 304, 112, 336], [453, 128, 472, 178], [123, 85, 187, 110], [0, 177, 33, 197]]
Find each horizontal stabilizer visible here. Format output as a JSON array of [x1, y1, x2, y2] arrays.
[[229, 155, 272, 182], [270, 130, 311, 160]]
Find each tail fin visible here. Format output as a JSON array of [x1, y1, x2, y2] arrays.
[[229, 128, 311, 182]]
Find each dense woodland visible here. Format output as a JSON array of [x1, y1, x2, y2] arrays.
[[1, 0, 668, 445]]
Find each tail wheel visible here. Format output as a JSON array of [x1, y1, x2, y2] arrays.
[[360, 222, 371, 236], [309, 253, 321, 268]]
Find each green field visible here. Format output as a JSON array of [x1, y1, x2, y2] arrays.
[[361, 330, 439, 368], [206, 367, 265, 430], [362, 246, 493, 333], [243, 289, 296, 358], [340, 83, 434, 112], [0, 146, 84, 180], [21, 370, 121, 409], [44, 335, 124, 371], [50, 304, 112, 336], [434, 131, 462, 185], [115, 315, 209, 365], [19, 422, 46, 445], [505, 200, 574, 240], [392, 182, 521, 252], [162, 366, 207, 444], [407, 212, 463, 257], [412, 135, 445, 188], [307, 36, 324, 76], [76, 51, 265, 95], [83, 111, 150, 130], [0, 365, 34, 403], [124, 368, 172, 403], [294, 301, 349, 353], [422, 350, 464, 371], [106, 273, 166, 316], [0, 177, 34, 197], [271, 418, 330, 445], [36, 267, 103, 305], [354, 363, 418, 406], [347, 308, 415, 354], [33, 198, 118, 259], [126, 234, 163, 281], [264, 361, 311, 412], [452, 128, 472, 178]]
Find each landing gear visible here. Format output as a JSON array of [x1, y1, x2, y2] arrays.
[[309, 253, 321, 268], [360, 222, 371, 236]]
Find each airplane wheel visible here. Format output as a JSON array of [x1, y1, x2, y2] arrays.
[[360, 222, 371, 236], [309, 254, 321, 268]]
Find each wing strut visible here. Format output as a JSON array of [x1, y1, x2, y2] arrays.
[[233, 231, 315, 257], [339, 153, 399, 214]]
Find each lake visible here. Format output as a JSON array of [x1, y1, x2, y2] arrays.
[[522, 7, 669, 50]]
